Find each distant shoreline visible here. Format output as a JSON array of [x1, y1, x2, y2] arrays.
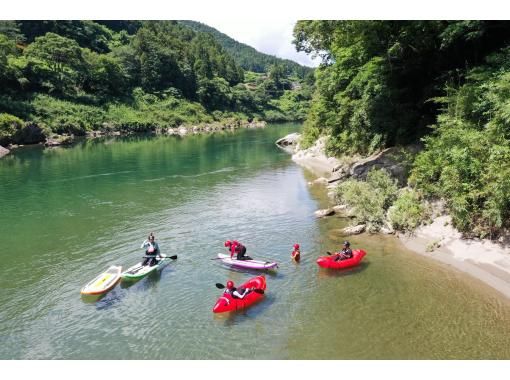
[[2, 119, 268, 157]]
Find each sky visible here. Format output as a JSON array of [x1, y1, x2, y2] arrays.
[[194, 18, 321, 68]]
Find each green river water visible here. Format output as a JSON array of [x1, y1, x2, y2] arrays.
[[1, 123, 509, 359]]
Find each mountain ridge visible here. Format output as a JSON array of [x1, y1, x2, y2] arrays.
[[180, 20, 312, 77]]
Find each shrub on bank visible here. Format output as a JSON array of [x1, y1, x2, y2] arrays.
[[0, 113, 24, 145], [29, 95, 104, 134], [388, 188, 427, 232], [335, 168, 398, 228]]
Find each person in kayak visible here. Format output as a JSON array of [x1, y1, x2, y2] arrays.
[[141, 233, 161, 266], [225, 240, 252, 260], [224, 280, 252, 299], [334, 241, 353, 261], [291, 243, 301, 262]]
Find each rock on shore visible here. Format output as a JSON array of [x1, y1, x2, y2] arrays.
[[166, 120, 266, 136], [45, 135, 75, 147], [275, 133, 301, 153], [341, 224, 366, 235], [314, 208, 335, 218], [349, 144, 422, 186], [292, 136, 343, 176], [0, 145, 10, 158]]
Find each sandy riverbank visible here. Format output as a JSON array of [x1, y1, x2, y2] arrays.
[[282, 133, 510, 299], [398, 216, 510, 299]]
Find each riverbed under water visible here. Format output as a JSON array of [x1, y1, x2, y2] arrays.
[[0, 123, 509, 359]]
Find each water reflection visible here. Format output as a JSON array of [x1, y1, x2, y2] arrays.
[[316, 261, 370, 278]]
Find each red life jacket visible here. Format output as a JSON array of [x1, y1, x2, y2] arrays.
[[230, 241, 239, 257]]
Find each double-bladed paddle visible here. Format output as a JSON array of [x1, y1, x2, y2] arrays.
[[142, 255, 178, 260], [215, 283, 264, 294]]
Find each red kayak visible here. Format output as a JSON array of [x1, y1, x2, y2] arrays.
[[212, 276, 266, 313], [316, 249, 367, 269]]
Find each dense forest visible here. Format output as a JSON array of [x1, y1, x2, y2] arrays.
[[0, 20, 313, 146], [293, 21, 510, 238], [180, 21, 312, 77]]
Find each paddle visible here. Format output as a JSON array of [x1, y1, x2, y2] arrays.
[[143, 255, 178, 260], [215, 283, 264, 294], [127, 255, 178, 274]]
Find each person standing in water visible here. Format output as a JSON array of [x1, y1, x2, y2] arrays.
[[141, 233, 161, 266], [291, 243, 301, 262]]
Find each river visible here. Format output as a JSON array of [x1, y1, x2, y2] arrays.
[[1, 123, 509, 359]]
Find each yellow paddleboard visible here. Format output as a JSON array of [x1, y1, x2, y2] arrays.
[[81, 266, 122, 295]]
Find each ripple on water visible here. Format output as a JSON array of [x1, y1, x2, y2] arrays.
[[1, 126, 510, 359]]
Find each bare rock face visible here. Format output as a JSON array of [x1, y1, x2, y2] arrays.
[[350, 144, 422, 186], [314, 208, 335, 218], [0, 145, 10, 158], [341, 224, 366, 235]]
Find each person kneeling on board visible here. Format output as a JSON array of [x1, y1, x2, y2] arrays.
[[334, 241, 353, 261], [141, 233, 161, 266], [224, 240, 252, 261], [224, 280, 252, 299]]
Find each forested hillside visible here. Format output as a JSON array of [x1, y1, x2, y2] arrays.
[[293, 21, 510, 237], [180, 20, 312, 77], [0, 20, 313, 146]]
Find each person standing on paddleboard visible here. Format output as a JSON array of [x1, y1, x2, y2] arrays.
[[141, 233, 161, 266]]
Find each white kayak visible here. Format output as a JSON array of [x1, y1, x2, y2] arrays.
[[217, 253, 278, 270], [81, 265, 122, 295], [121, 254, 170, 280]]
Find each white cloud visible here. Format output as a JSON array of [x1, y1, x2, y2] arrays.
[[194, 18, 320, 68]]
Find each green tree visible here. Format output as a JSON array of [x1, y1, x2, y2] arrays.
[[197, 77, 233, 110], [0, 21, 24, 43], [410, 47, 510, 237], [293, 21, 510, 154], [82, 49, 128, 97], [24, 32, 84, 95], [0, 34, 16, 80]]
